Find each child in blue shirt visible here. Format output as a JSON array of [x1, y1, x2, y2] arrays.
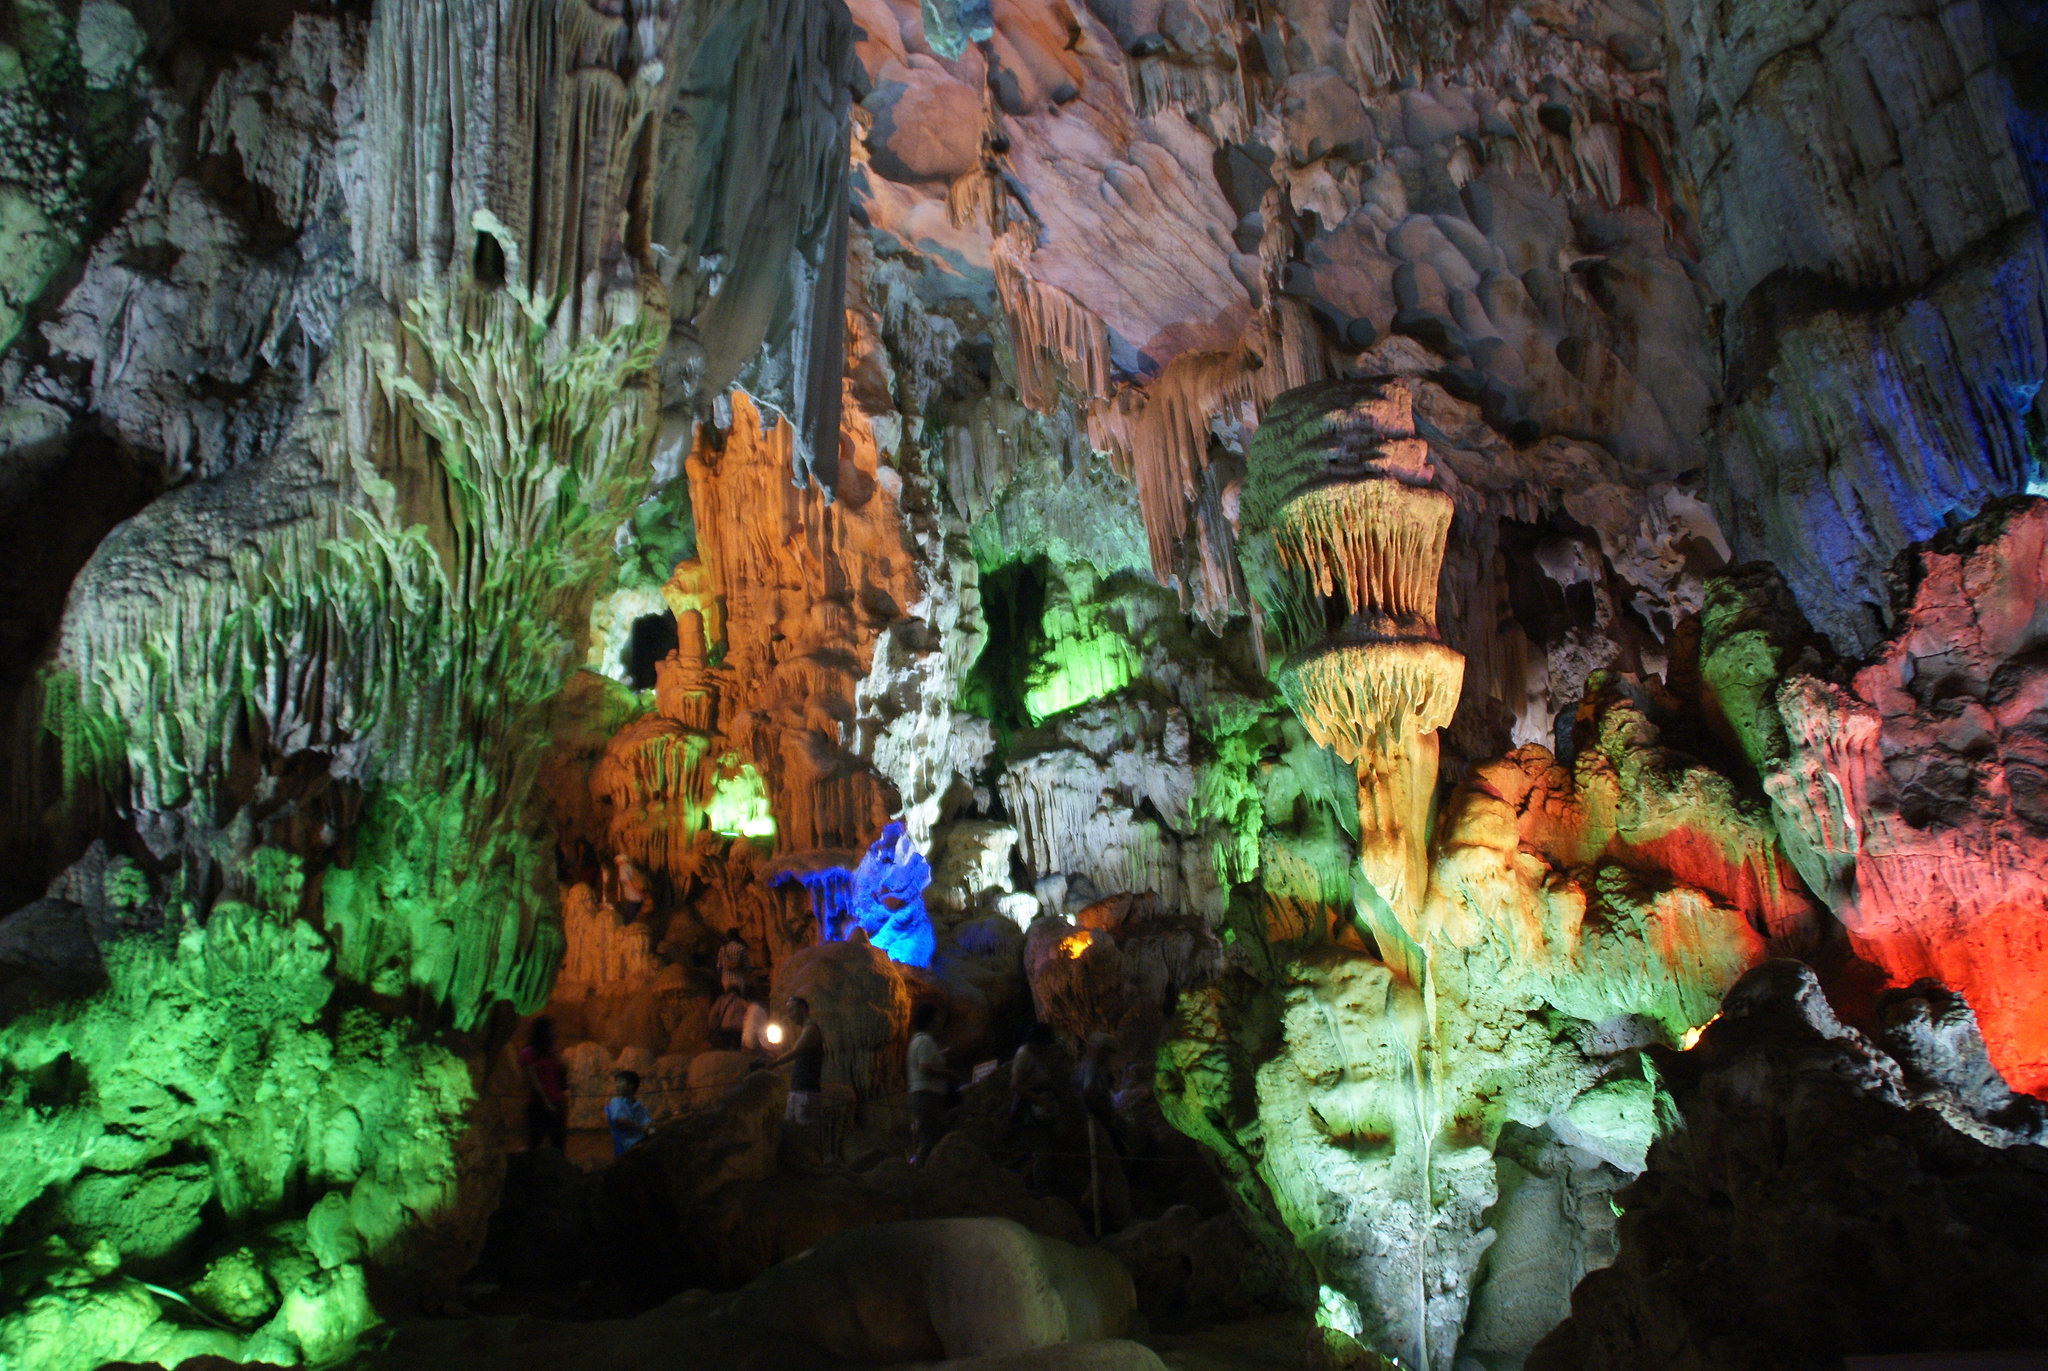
[[605, 1069, 652, 1158]]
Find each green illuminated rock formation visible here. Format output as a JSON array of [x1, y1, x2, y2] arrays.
[[2, 2, 858, 1363], [0, 869, 482, 1370], [1149, 380, 1811, 1370], [4, 0, 2043, 1367]]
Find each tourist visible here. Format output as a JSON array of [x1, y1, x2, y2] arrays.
[[612, 851, 648, 922], [716, 927, 752, 994], [710, 988, 748, 1050], [1009, 1022, 1062, 1193], [605, 1069, 652, 1158], [1074, 1032, 1126, 1155], [906, 1002, 955, 1165], [739, 996, 773, 1053], [518, 1017, 567, 1153], [767, 996, 825, 1128]]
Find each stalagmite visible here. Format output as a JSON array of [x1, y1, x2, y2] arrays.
[[1248, 378, 1466, 944]]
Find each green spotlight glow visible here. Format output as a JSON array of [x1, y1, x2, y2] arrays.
[[708, 763, 775, 839], [1022, 629, 1139, 722]]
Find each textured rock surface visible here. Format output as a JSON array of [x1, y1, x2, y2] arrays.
[[0, 2, 861, 1360], [378, 1216, 1134, 1371], [1704, 500, 2048, 1094], [1530, 961, 2048, 1371], [1676, 0, 2048, 650], [3, 0, 2047, 1368]]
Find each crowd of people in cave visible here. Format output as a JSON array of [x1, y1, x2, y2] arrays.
[[513, 846, 1141, 1209], [513, 994, 1131, 1193]]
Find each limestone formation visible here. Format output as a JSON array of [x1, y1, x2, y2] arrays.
[[2, 0, 2046, 1368], [1673, 0, 2048, 652], [1704, 501, 2048, 1095], [1, 1, 860, 1358], [1247, 377, 1463, 942], [375, 1216, 1135, 1371], [1530, 962, 2048, 1371], [1152, 380, 1805, 1371]]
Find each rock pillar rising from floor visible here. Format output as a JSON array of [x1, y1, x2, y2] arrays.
[[1246, 378, 1464, 960]]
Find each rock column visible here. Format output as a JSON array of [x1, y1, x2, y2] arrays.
[[1250, 379, 1464, 946]]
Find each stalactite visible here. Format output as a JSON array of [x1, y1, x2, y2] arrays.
[[1087, 306, 1326, 601], [355, 0, 680, 319], [675, 389, 919, 857], [1272, 482, 1455, 627], [1125, 56, 1247, 138], [999, 756, 1188, 911], [1280, 641, 1466, 763], [1246, 375, 1465, 1018], [993, 244, 1115, 413], [58, 284, 662, 1027]]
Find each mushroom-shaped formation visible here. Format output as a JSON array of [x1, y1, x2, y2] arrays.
[[1245, 378, 1466, 942]]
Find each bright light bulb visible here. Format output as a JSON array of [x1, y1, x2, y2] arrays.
[[1679, 1013, 1718, 1050], [765, 1022, 784, 1046]]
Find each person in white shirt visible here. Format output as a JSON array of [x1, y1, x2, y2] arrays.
[[739, 997, 772, 1053], [905, 1001, 955, 1165]]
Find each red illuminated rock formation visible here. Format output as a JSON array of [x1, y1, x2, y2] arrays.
[[1745, 501, 2048, 1093]]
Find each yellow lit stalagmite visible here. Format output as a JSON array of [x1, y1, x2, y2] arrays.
[[1247, 379, 1465, 950]]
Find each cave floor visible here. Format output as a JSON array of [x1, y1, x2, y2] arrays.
[[1140, 1312, 1318, 1370]]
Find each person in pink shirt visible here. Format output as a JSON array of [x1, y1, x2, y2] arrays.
[[518, 1016, 568, 1152]]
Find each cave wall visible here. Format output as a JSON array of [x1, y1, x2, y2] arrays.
[[0, 1, 859, 1364], [0, 0, 2043, 1368]]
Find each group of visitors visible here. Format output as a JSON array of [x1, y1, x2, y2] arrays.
[[517, 1016, 653, 1159], [517, 932, 1129, 1195], [905, 1009, 1127, 1187]]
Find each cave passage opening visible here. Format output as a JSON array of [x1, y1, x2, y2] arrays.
[[622, 611, 679, 690], [959, 556, 1051, 741]]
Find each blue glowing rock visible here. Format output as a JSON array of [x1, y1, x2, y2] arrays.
[[783, 822, 935, 968]]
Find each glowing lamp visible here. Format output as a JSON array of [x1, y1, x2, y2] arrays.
[[765, 1022, 785, 1046], [1059, 929, 1093, 960], [1679, 1013, 1718, 1050]]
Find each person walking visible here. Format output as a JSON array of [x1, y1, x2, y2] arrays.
[[518, 1017, 568, 1153], [905, 1002, 955, 1165], [1075, 1033, 1127, 1155], [767, 996, 825, 1129], [605, 1069, 652, 1158], [1009, 1022, 1062, 1194]]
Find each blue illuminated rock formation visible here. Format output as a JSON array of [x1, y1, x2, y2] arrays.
[[783, 823, 936, 969]]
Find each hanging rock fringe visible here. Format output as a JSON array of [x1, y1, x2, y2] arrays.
[[1279, 641, 1465, 763], [1273, 482, 1456, 626], [58, 286, 661, 1028]]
